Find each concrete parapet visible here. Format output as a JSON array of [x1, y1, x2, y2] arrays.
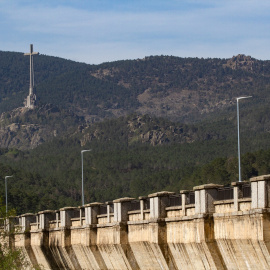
[[60, 207, 79, 227], [104, 201, 114, 223], [113, 197, 135, 222], [20, 213, 36, 232], [231, 181, 250, 211], [138, 196, 150, 220], [251, 174, 270, 209], [38, 210, 56, 230], [5, 174, 270, 269], [85, 202, 103, 225], [193, 183, 223, 214], [5, 216, 19, 232], [148, 191, 175, 219], [180, 190, 194, 216]]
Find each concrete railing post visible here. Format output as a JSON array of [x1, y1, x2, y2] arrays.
[[148, 191, 175, 219], [105, 201, 114, 223], [231, 181, 249, 211], [139, 196, 148, 220], [84, 202, 106, 262], [79, 206, 84, 226], [85, 202, 103, 225], [55, 211, 60, 228], [194, 184, 223, 214], [251, 174, 270, 209], [60, 207, 79, 228], [38, 210, 55, 230], [5, 216, 19, 232], [180, 190, 190, 216], [21, 213, 36, 232], [113, 197, 135, 222]]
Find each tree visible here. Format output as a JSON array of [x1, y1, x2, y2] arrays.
[[0, 197, 41, 270]]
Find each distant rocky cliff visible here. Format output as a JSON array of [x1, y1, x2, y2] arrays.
[[0, 105, 82, 150], [79, 115, 216, 147]]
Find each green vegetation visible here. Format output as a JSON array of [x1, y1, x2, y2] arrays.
[[0, 197, 37, 269], [0, 111, 270, 215], [1, 51, 270, 215]]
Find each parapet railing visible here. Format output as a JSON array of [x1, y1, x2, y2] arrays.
[[99, 205, 107, 215], [165, 191, 196, 218], [144, 198, 150, 210], [186, 191, 195, 205], [130, 200, 140, 211], [97, 202, 114, 224], [127, 197, 150, 222], [215, 183, 251, 202], [70, 207, 85, 227], [169, 194, 182, 207], [241, 183, 251, 198], [8, 175, 270, 232], [217, 186, 234, 201]]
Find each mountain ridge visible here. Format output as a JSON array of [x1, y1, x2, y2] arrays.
[[1, 51, 270, 123]]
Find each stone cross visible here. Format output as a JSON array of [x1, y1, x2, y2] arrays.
[[24, 44, 39, 108]]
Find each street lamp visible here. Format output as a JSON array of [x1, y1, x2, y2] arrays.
[[81, 149, 91, 206], [5, 176, 13, 214], [236, 96, 252, 182]]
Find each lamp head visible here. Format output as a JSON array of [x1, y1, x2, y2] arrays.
[[236, 96, 252, 101], [81, 149, 92, 154]]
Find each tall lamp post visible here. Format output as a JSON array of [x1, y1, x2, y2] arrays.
[[237, 96, 252, 182], [5, 176, 13, 214], [81, 149, 91, 206]]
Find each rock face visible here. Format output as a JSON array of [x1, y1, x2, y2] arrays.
[[225, 54, 255, 71], [0, 123, 44, 149], [0, 105, 204, 150], [0, 104, 82, 150], [80, 115, 212, 147]]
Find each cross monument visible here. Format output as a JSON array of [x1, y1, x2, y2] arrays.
[[24, 44, 39, 109]]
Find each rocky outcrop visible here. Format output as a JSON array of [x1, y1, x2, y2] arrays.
[[224, 54, 255, 71], [0, 104, 82, 150], [80, 115, 205, 147], [0, 123, 49, 149]]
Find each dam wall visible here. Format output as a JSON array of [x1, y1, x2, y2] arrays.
[[3, 174, 270, 269]]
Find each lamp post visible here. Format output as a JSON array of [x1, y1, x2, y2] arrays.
[[81, 150, 91, 206], [236, 96, 252, 182], [5, 176, 13, 214]]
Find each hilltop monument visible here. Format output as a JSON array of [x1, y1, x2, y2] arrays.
[[24, 44, 39, 109]]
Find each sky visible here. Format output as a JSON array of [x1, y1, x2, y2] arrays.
[[0, 0, 269, 65]]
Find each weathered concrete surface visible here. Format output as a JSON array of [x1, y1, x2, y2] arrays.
[[4, 174, 270, 269], [48, 229, 80, 270], [128, 222, 170, 269], [30, 230, 56, 269], [97, 223, 139, 270], [166, 217, 225, 270], [14, 232, 38, 268], [214, 211, 270, 269], [71, 226, 107, 269]]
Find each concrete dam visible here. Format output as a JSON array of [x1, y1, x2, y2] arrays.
[[3, 174, 270, 269]]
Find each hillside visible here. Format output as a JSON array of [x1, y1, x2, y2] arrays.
[[0, 104, 83, 149], [1, 51, 270, 214], [0, 110, 270, 214], [1, 51, 270, 124]]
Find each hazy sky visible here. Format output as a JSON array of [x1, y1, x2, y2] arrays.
[[0, 0, 269, 64]]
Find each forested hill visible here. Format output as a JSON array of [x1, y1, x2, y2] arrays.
[[1, 51, 270, 123], [1, 50, 270, 214]]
